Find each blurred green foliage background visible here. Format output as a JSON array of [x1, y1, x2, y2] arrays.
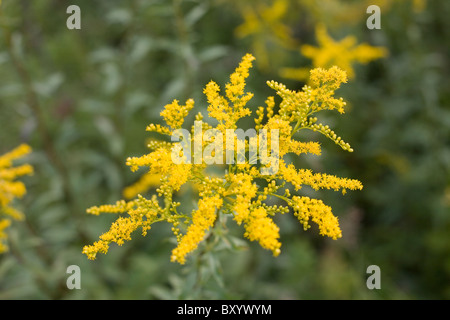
[[0, 0, 449, 299]]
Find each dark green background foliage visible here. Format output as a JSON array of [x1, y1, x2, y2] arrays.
[[0, 0, 448, 299]]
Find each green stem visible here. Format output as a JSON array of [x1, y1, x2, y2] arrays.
[[258, 191, 291, 203]]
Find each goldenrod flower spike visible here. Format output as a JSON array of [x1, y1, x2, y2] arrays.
[[268, 66, 354, 152], [244, 207, 281, 256], [0, 144, 33, 253], [123, 173, 162, 200], [171, 195, 223, 264], [160, 99, 194, 129], [83, 54, 363, 264], [205, 53, 255, 132], [290, 196, 342, 240]]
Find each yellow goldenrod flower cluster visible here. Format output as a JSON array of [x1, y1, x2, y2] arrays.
[[123, 173, 162, 200], [83, 54, 363, 264], [0, 144, 33, 253], [82, 195, 164, 259], [244, 207, 281, 256], [290, 195, 342, 239], [281, 24, 388, 81], [203, 53, 256, 133], [160, 99, 195, 130], [171, 195, 223, 264]]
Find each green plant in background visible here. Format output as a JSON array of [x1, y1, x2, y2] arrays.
[[0, 0, 448, 300], [82, 53, 362, 270], [234, 0, 297, 71]]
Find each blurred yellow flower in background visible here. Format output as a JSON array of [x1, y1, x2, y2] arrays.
[[281, 24, 388, 81], [0, 144, 33, 253], [235, 0, 298, 71]]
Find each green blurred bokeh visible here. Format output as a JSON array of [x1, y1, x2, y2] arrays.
[[0, 0, 449, 299]]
